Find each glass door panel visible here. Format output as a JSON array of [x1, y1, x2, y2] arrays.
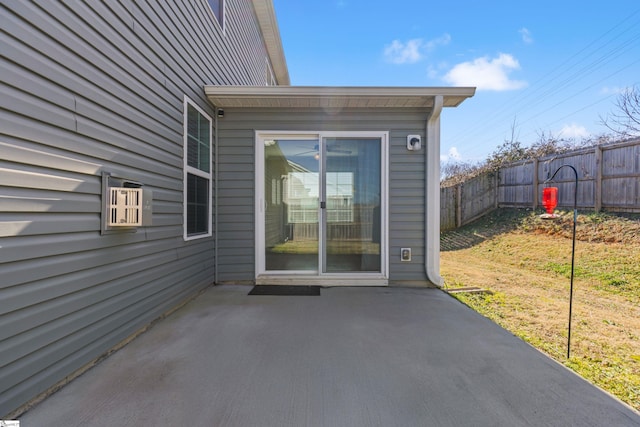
[[324, 138, 381, 273], [264, 139, 319, 271]]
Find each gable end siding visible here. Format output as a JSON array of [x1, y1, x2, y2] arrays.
[[0, 0, 272, 416]]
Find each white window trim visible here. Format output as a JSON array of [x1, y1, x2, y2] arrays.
[[255, 131, 389, 283], [266, 58, 275, 86], [183, 95, 213, 241], [204, 0, 225, 32]]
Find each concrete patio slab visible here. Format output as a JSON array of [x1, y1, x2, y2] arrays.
[[19, 285, 640, 426]]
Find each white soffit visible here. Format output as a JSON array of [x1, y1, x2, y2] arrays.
[[204, 86, 476, 109]]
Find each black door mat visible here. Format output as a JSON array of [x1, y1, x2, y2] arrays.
[[248, 285, 321, 296]]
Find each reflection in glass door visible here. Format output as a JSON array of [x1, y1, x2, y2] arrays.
[[264, 138, 319, 271], [324, 138, 381, 272], [262, 135, 382, 274]]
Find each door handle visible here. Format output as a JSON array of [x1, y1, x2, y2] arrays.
[[320, 201, 326, 209]]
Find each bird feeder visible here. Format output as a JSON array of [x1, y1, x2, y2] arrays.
[[541, 186, 559, 218]]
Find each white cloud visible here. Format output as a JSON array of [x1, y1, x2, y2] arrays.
[[384, 39, 423, 64], [558, 123, 590, 139], [442, 53, 527, 91], [425, 33, 451, 51], [600, 86, 629, 95], [441, 146, 461, 162], [384, 34, 451, 64], [519, 28, 533, 44]]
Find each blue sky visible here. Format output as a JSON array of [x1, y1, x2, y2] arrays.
[[272, 0, 640, 164]]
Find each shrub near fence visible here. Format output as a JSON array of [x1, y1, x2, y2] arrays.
[[441, 139, 640, 231]]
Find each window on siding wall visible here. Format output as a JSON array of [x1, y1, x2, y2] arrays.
[[184, 97, 213, 240], [266, 59, 276, 85], [207, 0, 224, 28]]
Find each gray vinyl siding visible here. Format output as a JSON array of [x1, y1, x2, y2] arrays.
[[1, 0, 272, 416], [216, 108, 430, 284]]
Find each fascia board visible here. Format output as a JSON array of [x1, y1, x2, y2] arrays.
[[251, 0, 290, 85], [205, 85, 476, 108]]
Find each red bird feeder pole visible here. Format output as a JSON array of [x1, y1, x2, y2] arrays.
[[542, 165, 578, 358]]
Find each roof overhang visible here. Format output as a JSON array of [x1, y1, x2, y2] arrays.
[[251, 0, 290, 85], [205, 86, 476, 109]]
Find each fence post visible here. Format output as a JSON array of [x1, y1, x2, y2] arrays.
[[494, 170, 499, 209], [595, 145, 603, 212], [455, 183, 462, 227], [532, 159, 539, 210]]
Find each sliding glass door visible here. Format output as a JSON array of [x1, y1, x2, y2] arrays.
[[264, 138, 319, 271], [260, 133, 385, 276], [324, 137, 381, 272]]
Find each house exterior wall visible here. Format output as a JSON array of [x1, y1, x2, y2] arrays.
[[216, 108, 431, 284], [0, 0, 275, 416]]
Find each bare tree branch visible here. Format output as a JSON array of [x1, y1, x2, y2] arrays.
[[600, 86, 640, 136]]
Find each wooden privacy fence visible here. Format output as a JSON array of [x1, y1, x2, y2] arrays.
[[441, 139, 640, 231], [441, 172, 498, 231]]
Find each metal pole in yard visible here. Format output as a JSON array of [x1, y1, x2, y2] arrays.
[[544, 165, 578, 359]]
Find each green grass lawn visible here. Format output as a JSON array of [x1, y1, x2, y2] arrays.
[[441, 209, 640, 410]]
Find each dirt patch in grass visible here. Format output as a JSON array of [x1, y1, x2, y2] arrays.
[[441, 209, 640, 410]]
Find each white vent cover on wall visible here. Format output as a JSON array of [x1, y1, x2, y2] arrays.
[[108, 187, 142, 226]]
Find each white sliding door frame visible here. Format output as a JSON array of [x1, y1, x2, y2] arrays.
[[255, 131, 389, 286]]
